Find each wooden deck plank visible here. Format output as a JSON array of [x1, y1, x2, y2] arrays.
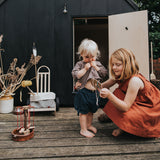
[[0, 136, 158, 148], [0, 123, 115, 133], [1, 143, 160, 159], [0, 130, 158, 144], [0, 107, 160, 159], [10, 153, 160, 160]]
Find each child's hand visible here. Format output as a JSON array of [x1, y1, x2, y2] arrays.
[[90, 61, 100, 71], [90, 61, 97, 68], [85, 63, 91, 70], [100, 88, 110, 98], [75, 81, 81, 89]]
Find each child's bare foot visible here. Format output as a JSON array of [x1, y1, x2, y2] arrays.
[[88, 126, 97, 134], [80, 130, 95, 138], [112, 128, 123, 137]]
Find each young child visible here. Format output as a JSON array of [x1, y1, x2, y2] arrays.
[[99, 48, 160, 138], [72, 38, 108, 138]]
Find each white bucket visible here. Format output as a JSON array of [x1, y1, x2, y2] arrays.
[[0, 96, 14, 113]]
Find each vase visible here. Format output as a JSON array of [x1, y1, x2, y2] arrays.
[[0, 95, 14, 113]]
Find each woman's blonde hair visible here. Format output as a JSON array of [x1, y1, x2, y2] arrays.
[[110, 48, 139, 80], [77, 38, 100, 59]]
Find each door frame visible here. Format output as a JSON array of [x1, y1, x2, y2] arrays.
[[72, 17, 109, 91]]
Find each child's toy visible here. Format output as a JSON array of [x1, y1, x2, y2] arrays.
[[90, 78, 108, 108], [90, 78, 102, 90], [29, 65, 57, 114], [11, 105, 35, 141]]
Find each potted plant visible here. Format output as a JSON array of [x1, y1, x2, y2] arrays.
[[0, 35, 41, 113]]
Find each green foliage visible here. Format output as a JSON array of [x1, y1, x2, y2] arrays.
[[149, 31, 160, 59], [134, 0, 160, 58]]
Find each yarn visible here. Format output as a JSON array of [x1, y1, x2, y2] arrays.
[[21, 80, 32, 88]]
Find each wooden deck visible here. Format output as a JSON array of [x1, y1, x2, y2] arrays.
[[0, 107, 160, 160]]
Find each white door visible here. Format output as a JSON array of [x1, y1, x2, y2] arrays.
[[109, 10, 149, 80]]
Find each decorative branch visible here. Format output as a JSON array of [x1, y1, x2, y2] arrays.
[[0, 54, 41, 98]]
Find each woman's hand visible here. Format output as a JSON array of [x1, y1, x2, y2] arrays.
[[100, 88, 110, 98]]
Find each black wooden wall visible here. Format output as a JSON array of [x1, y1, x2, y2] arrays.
[[0, 0, 138, 106]]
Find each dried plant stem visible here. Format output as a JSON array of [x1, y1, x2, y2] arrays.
[[0, 76, 7, 89], [34, 57, 38, 94], [0, 52, 3, 75], [0, 54, 41, 98], [27, 86, 34, 95]]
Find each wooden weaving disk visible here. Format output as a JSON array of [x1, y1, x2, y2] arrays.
[[90, 79, 102, 90]]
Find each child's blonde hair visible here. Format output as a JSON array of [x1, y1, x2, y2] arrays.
[[77, 38, 100, 59], [110, 48, 139, 80]]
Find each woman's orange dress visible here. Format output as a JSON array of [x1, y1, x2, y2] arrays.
[[103, 74, 160, 137]]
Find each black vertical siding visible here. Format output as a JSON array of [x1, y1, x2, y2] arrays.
[[0, 0, 138, 106]]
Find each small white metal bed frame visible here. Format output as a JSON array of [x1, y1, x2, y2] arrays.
[[30, 65, 56, 113]]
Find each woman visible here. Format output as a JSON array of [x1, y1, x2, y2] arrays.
[[99, 48, 160, 138]]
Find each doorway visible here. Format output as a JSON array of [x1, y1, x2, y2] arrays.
[[72, 17, 109, 90], [73, 17, 108, 68]]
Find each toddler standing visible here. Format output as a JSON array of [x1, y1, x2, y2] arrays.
[[72, 38, 108, 138]]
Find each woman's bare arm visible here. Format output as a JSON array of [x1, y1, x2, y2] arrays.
[[100, 77, 144, 112], [102, 78, 116, 89]]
